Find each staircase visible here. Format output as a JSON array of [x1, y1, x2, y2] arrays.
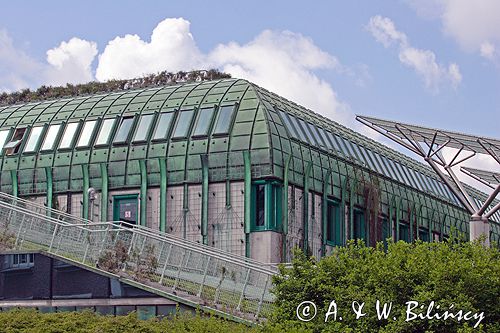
[[0, 192, 276, 323]]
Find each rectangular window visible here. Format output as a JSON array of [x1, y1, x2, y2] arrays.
[[255, 184, 265, 227], [307, 122, 325, 146], [382, 217, 391, 242], [353, 210, 366, 242], [77, 120, 97, 147], [133, 114, 154, 142], [59, 123, 79, 149], [288, 115, 308, 141], [277, 109, 299, 138], [0, 130, 10, 152], [95, 118, 115, 145], [41, 124, 61, 151], [114, 117, 134, 143], [419, 228, 429, 242], [3, 128, 26, 155], [326, 201, 342, 245], [172, 110, 194, 138], [192, 107, 215, 136], [326, 131, 342, 152], [318, 128, 334, 149], [297, 119, 318, 145], [213, 105, 236, 134], [399, 222, 410, 242], [24, 126, 44, 152], [153, 112, 174, 140]]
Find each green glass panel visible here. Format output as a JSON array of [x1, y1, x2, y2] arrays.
[[133, 114, 154, 141], [327, 201, 341, 245], [24, 126, 43, 152], [41, 124, 61, 151], [213, 105, 235, 134], [172, 110, 194, 138], [193, 107, 215, 136]]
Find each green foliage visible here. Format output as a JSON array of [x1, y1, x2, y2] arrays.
[[271, 240, 500, 333], [0, 69, 231, 106], [0, 309, 258, 333]]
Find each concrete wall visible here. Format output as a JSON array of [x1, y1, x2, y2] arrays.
[[250, 231, 282, 264]]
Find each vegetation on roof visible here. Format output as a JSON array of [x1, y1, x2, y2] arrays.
[[0, 69, 231, 107]]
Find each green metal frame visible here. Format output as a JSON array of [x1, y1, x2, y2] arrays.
[[100, 163, 108, 221], [139, 159, 147, 227], [45, 167, 52, 216], [243, 150, 251, 257], [201, 154, 209, 245], [112, 193, 139, 222], [159, 157, 167, 232], [82, 164, 89, 220]]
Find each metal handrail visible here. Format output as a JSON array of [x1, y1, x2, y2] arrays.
[[0, 193, 276, 321], [0, 191, 278, 272]]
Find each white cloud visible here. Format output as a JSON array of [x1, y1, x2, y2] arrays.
[[96, 18, 203, 81], [367, 15, 462, 91], [46, 37, 97, 86], [96, 18, 351, 124], [406, 0, 500, 61]]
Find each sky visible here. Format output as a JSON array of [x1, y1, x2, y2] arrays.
[[0, 0, 499, 190]]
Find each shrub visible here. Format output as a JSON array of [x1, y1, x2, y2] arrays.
[[271, 239, 500, 333]]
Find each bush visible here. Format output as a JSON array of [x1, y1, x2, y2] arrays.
[[271, 240, 500, 333]]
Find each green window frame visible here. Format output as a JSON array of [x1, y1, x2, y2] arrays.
[[77, 120, 97, 147], [95, 118, 116, 146], [213, 104, 236, 135], [59, 122, 79, 149], [326, 200, 342, 246], [152, 112, 174, 140], [419, 227, 430, 242], [113, 116, 134, 144], [41, 124, 62, 151], [3, 127, 27, 155], [0, 129, 10, 154], [133, 114, 154, 142], [353, 209, 366, 242], [24, 126, 44, 153], [172, 109, 194, 139], [251, 181, 282, 232], [192, 106, 216, 137], [399, 222, 410, 242]]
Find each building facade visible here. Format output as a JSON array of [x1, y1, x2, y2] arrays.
[[0, 78, 498, 263]]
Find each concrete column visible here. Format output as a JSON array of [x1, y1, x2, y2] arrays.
[[470, 215, 490, 246]]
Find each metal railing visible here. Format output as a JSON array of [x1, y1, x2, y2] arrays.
[[0, 192, 276, 322]]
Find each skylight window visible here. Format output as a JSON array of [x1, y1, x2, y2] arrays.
[[153, 112, 174, 140], [192, 107, 215, 136], [306, 122, 325, 146], [41, 124, 61, 151], [114, 117, 134, 143], [172, 110, 194, 138], [287, 115, 308, 141], [213, 104, 236, 135], [95, 118, 116, 145], [0, 130, 9, 152], [277, 110, 299, 138], [133, 114, 154, 142], [59, 123, 79, 149], [77, 120, 97, 147], [24, 126, 44, 152], [297, 118, 318, 145]]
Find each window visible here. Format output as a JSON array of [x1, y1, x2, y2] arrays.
[[381, 217, 391, 242], [95, 118, 115, 145], [114, 117, 134, 143], [59, 123, 79, 149], [133, 114, 154, 142], [213, 104, 236, 134], [419, 228, 430, 242], [5, 253, 34, 270], [0, 130, 10, 152], [172, 110, 194, 138], [298, 119, 318, 145], [353, 210, 366, 242], [306, 122, 325, 146], [24, 126, 43, 153], [41, 124, 61, 151], [399, 222, 410, 242], [252, 181, 282, 231], [326, 201, 342, 246], [318, 128, 334, 149], [77, 120, 97, 147], [192, 107, 215, 136], [288, 115, 308, 141], [3, 127, 26, 155], [326, 131, 342, 152], [277, 109, 299, 138], [153, 112, 174, 140], [255, 184, 265, 227]]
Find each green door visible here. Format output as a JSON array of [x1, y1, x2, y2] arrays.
[[113, 194, 139, 225]]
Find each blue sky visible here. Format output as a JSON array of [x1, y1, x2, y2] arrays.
[[1, 0, 499, 140]]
